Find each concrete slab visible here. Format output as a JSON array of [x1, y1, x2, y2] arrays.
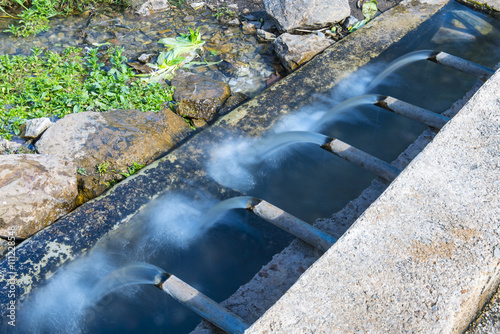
[[247, 70, 500, 333]]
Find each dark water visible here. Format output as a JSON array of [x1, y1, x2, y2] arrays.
[[12, 2, 500, 334]]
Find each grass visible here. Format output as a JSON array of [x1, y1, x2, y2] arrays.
[[212, 4, 236, 21], [119, 161, 145, 177], [0, 46, 175, 140], [0, 0, 130, 37]]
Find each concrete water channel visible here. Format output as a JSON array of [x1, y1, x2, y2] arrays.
[[1, 0, 500, 332]]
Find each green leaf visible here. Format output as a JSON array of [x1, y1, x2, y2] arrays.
[[362, 0, 378, 20], [348, 19, 367, 33]]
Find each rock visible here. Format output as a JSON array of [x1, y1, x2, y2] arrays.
[[23, 117, 52, 139], [453, 9, 496, 35], [138, 53, 154, 63], [190, 2, 205, 10], [264, 0, 350, 33], [241, 14, 257, 21], [242, 21, 258, 35], [0, 154, 78, 238], [273, 33, 334, 72], [172, 71, 231, 122], [227, 18, 241, 26], [342, 16, 359, 30], [219, 92, 248, 116], [127, 62, 153, 74], [192, 119, 207, 129], [184, 15, 195, 22], [133, 0, 170, 16], [0, 139, 24, 154], [266, 71, 283, 86], [431, 27, 477, 44], [256, 29, 276, 42], [0, 239, 7, 259], [36, 108, 192, 205]]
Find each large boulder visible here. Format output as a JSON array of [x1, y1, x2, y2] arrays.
[[36, 109, 192, 205], [273, 33, 335, 72], [172, 71, 232, 122], [263, 0, 350, 33], [0, 154, 78, 238]]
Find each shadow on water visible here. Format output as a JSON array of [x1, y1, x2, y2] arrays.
[[13, 2, 500, 334]]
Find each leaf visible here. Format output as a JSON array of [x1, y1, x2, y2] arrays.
[[362, 0, 378, 20], [182, 60, 222, 69], [348, 19, 367, 33]]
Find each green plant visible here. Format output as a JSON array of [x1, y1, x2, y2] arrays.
[[144, 27, 205, 83], [1, 0, 130, 37], [119, 161, 145, 177], [212, 5, 235, 20], [105, 180, 117, 187], [168, 0, 184, 8], [1, 145, 33, 154], [182, 116, 196, 130], [77, 167, 88, 175], [143, 28, 221, 84], [0, 47, 174, 139], [349, 0, 378, 33], [97, 161, 111, 174]]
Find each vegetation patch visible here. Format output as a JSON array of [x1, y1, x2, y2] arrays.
[[0, 0, 130, 37], [0, 46, 174, 139]]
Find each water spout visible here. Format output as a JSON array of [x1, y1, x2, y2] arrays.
[[91, 263, 168, 303], [252, 131, 329, 158], [203, 196, 260, 224], [318, 94, 380, 127], [94, 263, 250, 334], [253, 131, 401, 182], [319, 94, 450, 129], [369, 50, 495, 90], [368, 50, 435, 90]]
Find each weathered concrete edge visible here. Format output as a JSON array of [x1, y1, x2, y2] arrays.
[[246, 70, 500, 333], [0, 0, 449, 320], [456, 0, 500, 18]]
